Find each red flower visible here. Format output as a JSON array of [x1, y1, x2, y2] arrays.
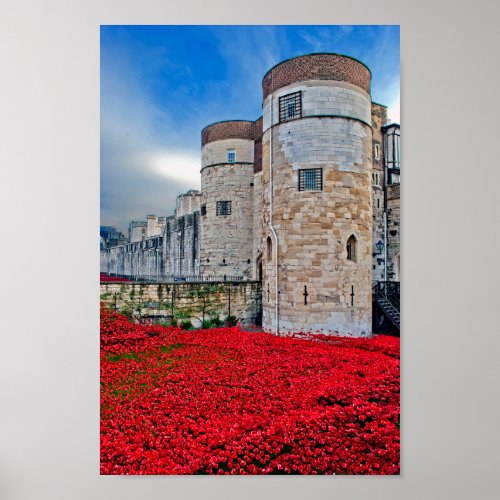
[[100, 304, 400, 475]]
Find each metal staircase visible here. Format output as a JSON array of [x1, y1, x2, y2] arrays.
[[373, 281, 400, 333]]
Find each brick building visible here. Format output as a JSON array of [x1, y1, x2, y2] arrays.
[[101, 53, 400, 336]]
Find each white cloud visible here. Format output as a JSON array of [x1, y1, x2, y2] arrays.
[[150, 151, 201, 185], [388, 93, 400, 124], [100, 45, 201, 231]]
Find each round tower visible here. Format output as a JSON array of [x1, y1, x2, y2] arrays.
[[261, 53, 373, 336], [200, 120, 255, 278]]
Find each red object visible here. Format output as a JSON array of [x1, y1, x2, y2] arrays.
[[100, 273, 132, 283], [100, 305, 400, 475]]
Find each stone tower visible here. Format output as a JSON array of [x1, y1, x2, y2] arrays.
[[261, 53, 373, 336], [200, 120, 256, 278]]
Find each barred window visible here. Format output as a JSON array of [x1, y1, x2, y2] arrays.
[[227, 149, 236, 163], [279, 91, 301, 122], [216, 201, 231, 216], [298, 168, 322, 191], [200, 205, 207, 216]]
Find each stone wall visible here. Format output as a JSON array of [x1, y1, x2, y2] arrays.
[[252, 171, 264, 280], [201, 138, 254, 168], [163, 212, 200, 276], [371, 102, 388, 281], [174, 191, 201, 218], [200, 124, 256, 279], [101, 211, 200, 278], [100, 281, 262, 327], [253, 117, 263, 174], [263, 80, 372, 130], [387, 183, 400, 281], [102, 235, 164, 278], [200, 162, 254, 278], [147, 214, 165, 238], [128, 221, 147, 243], [261, 65, 373, 336]]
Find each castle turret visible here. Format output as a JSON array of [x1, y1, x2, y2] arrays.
[[200, 120, 256, 278], [261, 53, 373, 336]]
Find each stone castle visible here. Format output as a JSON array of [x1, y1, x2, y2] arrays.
[[101, 53, 401, 337]]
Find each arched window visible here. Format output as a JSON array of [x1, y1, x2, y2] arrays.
[[267, 236, 273, 260], [347, 235, 357, 262]]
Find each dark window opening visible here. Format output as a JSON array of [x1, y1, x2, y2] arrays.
[[279, 91, 302, 122], [216, 201, 231, 216], [299, 168, 322, 191], [347, 235, 357, 262], [267, 236, 272, 260], [200, 205, 207, 216]]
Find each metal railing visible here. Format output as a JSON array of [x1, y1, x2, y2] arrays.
[[372, 281, 400, 333], [373, 281, 400, 309], [100, 272, 246, 283]]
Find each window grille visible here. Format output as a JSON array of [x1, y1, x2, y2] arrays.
[[216, 201, 231, 216], [200, 205, 207, 216], [279, 91, 301, 122], [298, 168, 322, 191], [227, 149, 236, 163]]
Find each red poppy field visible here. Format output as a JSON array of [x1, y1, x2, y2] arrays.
[[100, 306, 400, 475]]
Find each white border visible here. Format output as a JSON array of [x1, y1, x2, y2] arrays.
[[1, 1, 500, 499]]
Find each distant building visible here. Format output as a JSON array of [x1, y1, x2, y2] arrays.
[[100, 226, 126, 248], [129, 215, 169, 243]]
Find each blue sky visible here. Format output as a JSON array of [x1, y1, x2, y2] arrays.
[[101, 25, 400, 232]]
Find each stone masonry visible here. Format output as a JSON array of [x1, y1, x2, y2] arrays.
[[371, 102, 388, 281], [200, 125, 255, 278], [101, 53, 400, 337], [261, 65, 373, 336], [100, 281, 262, 327]]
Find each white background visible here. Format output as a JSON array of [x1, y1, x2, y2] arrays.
[[1, 1, 499, 499]]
